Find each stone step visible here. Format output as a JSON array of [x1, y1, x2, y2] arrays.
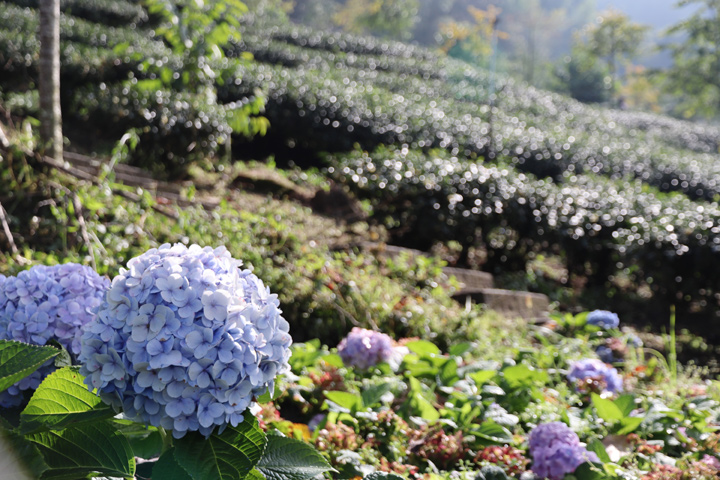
[[442, 266, 494, 290], [362, 242, 427, 261], [452, 288, 549, 320]]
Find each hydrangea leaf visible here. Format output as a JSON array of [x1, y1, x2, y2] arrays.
[[19, 367, 114, 434], [174, 414, 267, 480], [26, 421, 135, 480], [591, 394, 624, 423], [616, 417, 643, 435], [256, 435, 335, 480], [0, 428, 49, 479], [404, 340, 440, 357], [614, 395, 636, 417], [360, 383, 392, 408], [469, 370, 498, 387], [152, 449, 192, 480], [0, 340, 59, 393]]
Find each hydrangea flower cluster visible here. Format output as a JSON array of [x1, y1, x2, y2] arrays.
[[567, 358, 623, 394], [79, 244, 292, 438], [337, 327, 406, 370], [0, 264, 110, 407], [527, 422, 599, 480], [586, 310, 620, 329]]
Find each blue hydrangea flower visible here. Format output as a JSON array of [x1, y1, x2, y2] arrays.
[[567, 358, 623, 394], [595, 346, 616, 364], [0, 264, 109, 407], [527, 422, 599, 480], [586, 310, 620, 329], [79, 244, 292, 439], [337, 327, 406, 370]]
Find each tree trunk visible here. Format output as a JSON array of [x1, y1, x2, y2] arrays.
[[39, 0, 63, 161]]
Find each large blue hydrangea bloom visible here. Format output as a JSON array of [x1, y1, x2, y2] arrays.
[[0, 264, 110, 407], [567, 358, 623, 394], [79, 244, 292, 438], [528, 422, 599, 480], [337, 327, 404, 370], [585, 310, 620, 329]]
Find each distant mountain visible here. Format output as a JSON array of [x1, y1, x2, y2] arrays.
[[595, 0, 700, 68]]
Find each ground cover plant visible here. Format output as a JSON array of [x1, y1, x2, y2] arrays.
[[3, 0, 720, 478]]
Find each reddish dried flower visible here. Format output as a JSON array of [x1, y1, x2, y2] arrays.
[[257, 403, 283, 431], [641, 464, 683, 480], [475, 445, 529, 476], [409, 425, 467, 470], [315, 422, 359, 453]]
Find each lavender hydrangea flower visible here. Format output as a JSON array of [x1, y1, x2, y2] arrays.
[[586, 310, 620, 329], [79, 244, 292, 439], [337, 327, 406, 370], [567, 358, 623, 394], [0, 264, 109, 407], [527, 422, 599, 480]]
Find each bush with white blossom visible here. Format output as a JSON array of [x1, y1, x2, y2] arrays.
[[79, 243, 292, 438], [0, 264, 110, 407]]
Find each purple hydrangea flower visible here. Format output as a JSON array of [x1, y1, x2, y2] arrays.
[[337, 327, 405, 370], [0, 264, 109, 407], [567, 358, 623, 394], [79, 244, 292, 439], [595, 346, 616, 364], [586, 310, 620, 329], [527, 422, 599, 480]]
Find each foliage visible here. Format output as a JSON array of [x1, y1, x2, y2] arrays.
[[553, 46, 612, 104], [664, 0, 720, 119], [438, 5, 505, 67], [333, 0, 420, 41]]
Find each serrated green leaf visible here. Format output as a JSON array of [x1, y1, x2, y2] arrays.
[[448, 342, 473, 357], [20, 367, 114, 434], [257, 435, 335, 480], [439, 358, 459, 386], [174, 415, 267, 480], [152, 449, 192, 480], [360, 383, 392, 408], [324, 391, 362, 412], [591, 394, 624, 423], [26, 421, 134, 480], [404, 340, 440, 356], [0, 340, 59, 392]]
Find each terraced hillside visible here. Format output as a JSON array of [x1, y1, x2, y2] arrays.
[[1, 2, 719, 326]]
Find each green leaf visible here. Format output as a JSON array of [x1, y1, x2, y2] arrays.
[[473, 421, 513, 444], [0, 428, 49, 479], [152, 449, 192, 480], [502, 365, 549, 388], [174, 415, 267, 480], [469, 370, 497, 387], [257, 435, 335, 480], [439, 358, 459, 385], [0, 340, 59, 392], [20, 367, 114, 434], [616, 417, 643, 435], [320, 353, 344, 368], [324, 391, 362, 412], [586, 438, 611, 463], [448, 342, 473, 357], [360, 383, 392, 408], [404, 340, 440, 356], [26, 421, 135, 480], [571, 461, 608, 479], [591, 394, 624, 423], [614, 395, 636, 417]]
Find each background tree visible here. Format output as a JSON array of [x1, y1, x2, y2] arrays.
[[438, 5, 506, 67], [38, 0, 62, 161], [333, 0, 420, 41], [578, 9, 649, 87], [664, 0, 720, 118], [553, 47, 612, 104]]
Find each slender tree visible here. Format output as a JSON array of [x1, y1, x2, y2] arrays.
[[39, 0, 63, 161]]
